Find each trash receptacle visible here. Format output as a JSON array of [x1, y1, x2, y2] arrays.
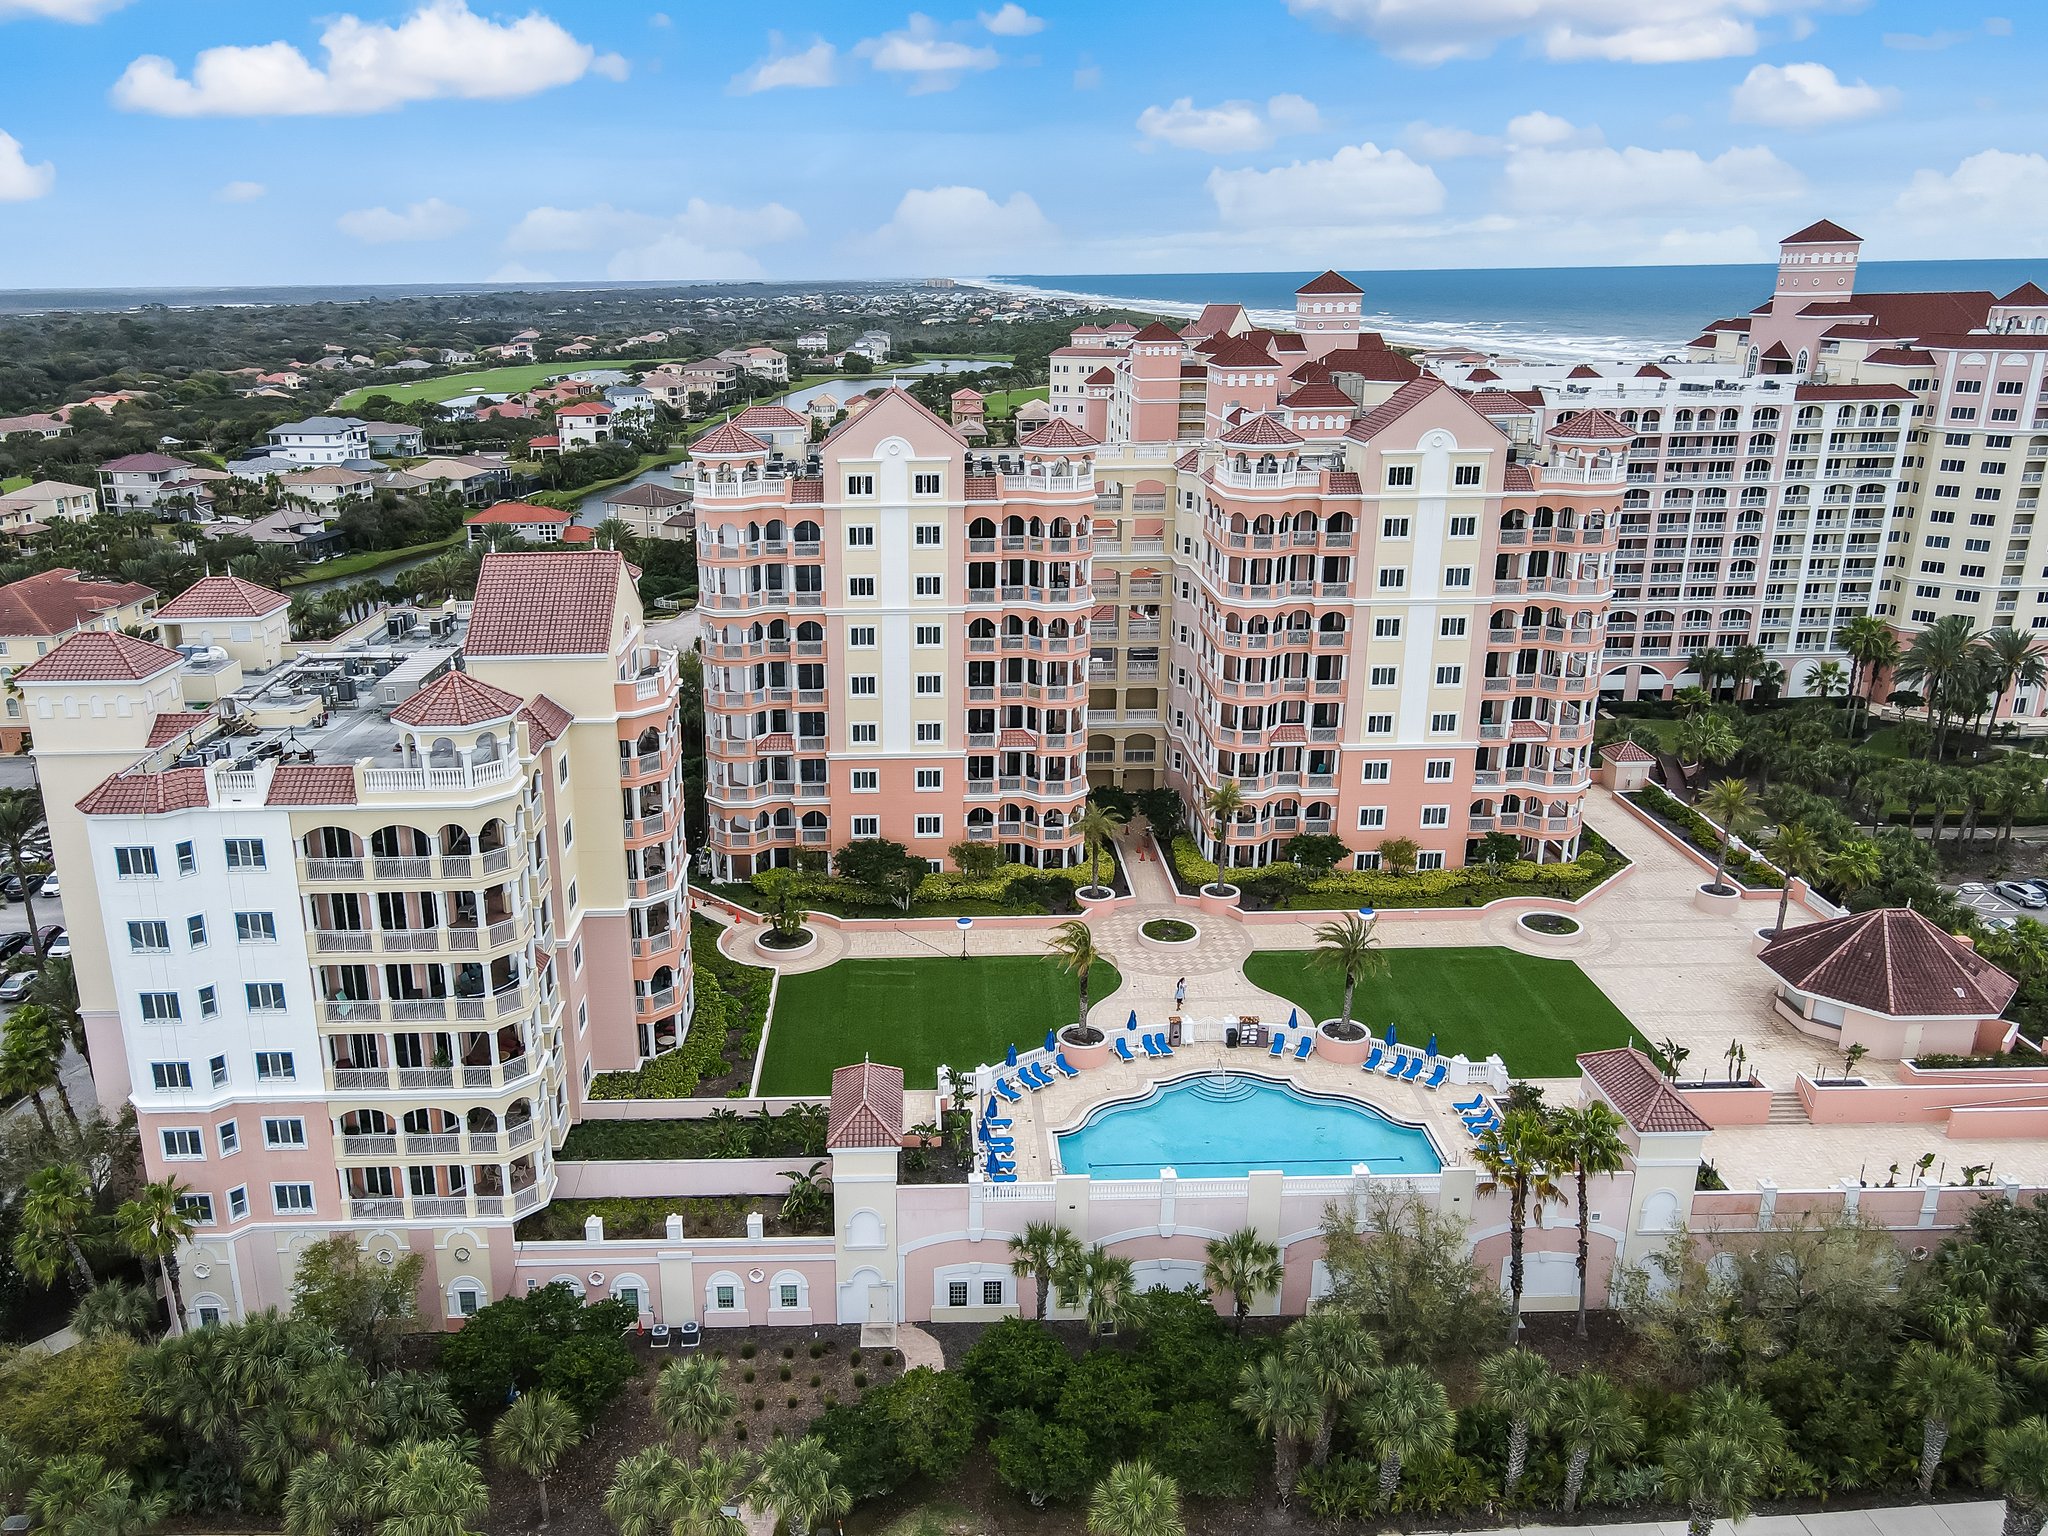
[[1225, 1025, 1239, 1049]]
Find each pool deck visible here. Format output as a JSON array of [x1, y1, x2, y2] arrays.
[[993, 1043, 1483, 1182]]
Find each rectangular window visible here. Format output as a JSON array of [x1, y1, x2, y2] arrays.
[[1453, 464, 1482, 487], [1377, 567, 1406, 590], [915, 575, 942, 597], [187, 914, 208, 947], [850, 675, 877, 696], [849, 626, 876, 647], [1420, 805, 1450, 828], [1366, 713, 1393, 733], [1369, 665, 1397, 687], [1357, 806, 1388, 829], [272, 1183, 315, 1214], [915, 815, 942, 838], [1440, 616, 1467, 637], [114, 845, 158, 879], [847, 525, 875, 547], [1360, 760, 1390, 782], [1430, 712, 1459, 733], [161, 1128, 203, 1160], [915, 624, 942, 646], [1435, 665, 1463, 686], [848, 576, 875, 598], [852, 770, 879, 791], [914, 474, 942, 496], [852, 722, 878, 743], [178, 1193, 214, 1225], [217, 1119, 239, 1154], [983, 1279, 1005, 1306], [128, 920, 170, 952], [1416, 851, 1446, 871], [916, 722, 943, 743], [1425, 758, 1455, 781], [227, 1186, 248, 1221], [1448, 515, 1477, 537], [175, 840, 196, 875], [254, 1051, 295, 1081], [1381, 516, 1410, 538], [852, 815, 879, 837], [779, 1282, 801, 1309], [234, 912, 276, 943], [916, 768, 942, 789], [245, 982, 287, 1012], [949, 1281, 970, 1308], [914, 523, 942, 546], [208, 1053, 227, 1085], [845, 474, 874, 497], [263, 1117, 306, 1148], [140, 992, 181, 1022], [1444, 567, 1473, 589], [1373, 617, 1401, 638], [1385, 465, 1415, 487], [224, 838, 265, 870], [150, 1061, 192, 1091], [915, 674, 943, 695]]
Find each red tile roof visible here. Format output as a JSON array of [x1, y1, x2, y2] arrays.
[[1795, 291, 1996, 339], [14, 630, 181, 683], [790, 478, 823, 503], [1282, 381, 1353, 409], [0, 569, 155, 636], [519, 694, 573, 746], [1503, 464, 1534, 493], [392, 669, 525, 727], [2001, 281, 2048, 305], [997, 729, 1036, 748], [1466, 367, 1501, 382], [99, 452, 186, 473], [556, 402, 612, 417], [77, 768, 210, 816], [827, 1061, 905, 1149], [1783, 218, 1860, 244], [731, 404, 807, 430], [1793, 383, 1914, 402], [1602, 740, 1654, 764], [265, 763, 359, 806], [1020, 417, 1100, 450], [819, 387, 968, 449], [1320, 345, 1424, 383], [691, 421, 772, 457], [1548, 408, 1634, 441], [467, 500, 571, 526], [1759, 907, 2018, 1018], [1085, 366, 1115, 386], [1636, 364, 1671, 378], [1566, 364, 1602, 379], [155, 573, 290, 621], [1579, 1048, 1711, 1134], [146, 709, 213, 748], [464, 550, 624, 658], [1345, 377, 1489, 444], [1269, 724, 1306, 744], [1185, 303, 1248, 338], [1866, 347, 1935, 366], [1220, 413, 1304, 447], [1297, 269, 1362, 295], [526, 434, 562, 450], [561, 526, 594, 544], [1131, 322, 1181, 343]]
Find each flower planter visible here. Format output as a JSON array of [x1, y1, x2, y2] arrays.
[[1198, 882, 1241, 917], [1057, 1024, 1111, 1070], [1315, 1020, 1375, 1066], [754, 927, 818, 960], [1515, 911, 1581, 947], [1075, 885, 1119, 908], [1139, 918, 1201, 951], [1692, 883, 1744, 915]]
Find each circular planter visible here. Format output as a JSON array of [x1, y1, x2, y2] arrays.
[[1692, 883, 1744, 915], [1075, 885, 1120, 908], [1315, 1020, 1375, 1066], [1139, 917, 1200, 950], [1057, 1023, 1111, 1070], [1198, 882, 1241, 917], [754, 927, 818, 960], [1516, 911, 1581, 947]]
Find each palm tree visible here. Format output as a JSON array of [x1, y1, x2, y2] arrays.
[[1088, 1460, 1184, 1536], [1829, 837, 1883, 899], [284, 1441, 380, 1536], [1076, 799, 1126, 893], [116, 1178, 195, 1335], [1662, 1430, 1762, 1536], [606, 1445, 691, 1536], [71, 1279, 159, 1342], [1056, 1244, 1135, 1342], [1286, 1308, 1381, 1466], [1898, 615, 1979, 756], [1838, 614, 1901, 736], [1555, 1371, 1641, 1513], [1008, 1221, 1081, 1320], [378, 1438, 488, 1536], [1045, 919, 1106, 1044], [15, 1163, 98, 1291], [1729, 643, 1767, 701], [1673, 684, 1714, 716], [1988, 1417, 2048, 1536], [1981, 626, 2048, 737], [1690, 646, 1731, 702], [757, 1435, 850, 1536], [1699, 777, 1756, 892], [1675, 712, 1738, 770], [1803, 659, 1849, 705], [0, 1008, 71, 1138], [1233, 1349, 1321, 1505], [491, 1389, 582, 1526], [0, 791, 48, 953], [24, 1455, 169, 1536], [1204, 1227, 1283, 1336], [1203, 780, 1243, 875], [1352, 1363, 1455, 1510], [1895, 1342, 1999, 1497], [1764, 821, 1825, 938], [1308, 912, 1383, 1040], [590, 516, 638, 552], [1547, 1102, 1628, 1337], [654, 1354, 735, 1450], [1480, 1349, 1557, 1499], [1472, 1108, 1561, 1338]]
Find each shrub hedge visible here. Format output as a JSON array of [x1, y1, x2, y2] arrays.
[[1168, 832, 1622, 909], [1627, 783, 1784, 889], [587, 915, 773, 1100]]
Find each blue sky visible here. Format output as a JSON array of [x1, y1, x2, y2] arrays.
[[0, 0, 2042, 288]]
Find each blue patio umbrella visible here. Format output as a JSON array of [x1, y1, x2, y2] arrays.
[[986, 1094, 999, 1119], [1005, 1043, 1017, 1067], [1284, 1007, 1299, 1031], [1044, 1028, 1058, 1054], [1386, 1023, 1398, 1048], [1427, 1032, 1439, 1058], [1125, 1008, 1138, 1031]]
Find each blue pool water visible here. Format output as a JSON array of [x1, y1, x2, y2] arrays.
[[1056, 1075, 1441, 1179]]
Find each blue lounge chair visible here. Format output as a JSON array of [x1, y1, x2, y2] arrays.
[[1028, 1062, 1055, 1088], [1399, 1054, 1425, 1081], [1268, 1033, 1287, 1057], [1452, 1093, 1485, 1114], [987, 1158, 1017, 1174], [1422, 1062, 1448, 1090], [995, 1078, 1022, 1103], [1462, 1108, 1496, 1130], [1156, 1033, 1174, 1056], [1052, 1052, 1079, 1078], [1020, 1067, 1046, 1092], [1362, 1044, 1383, 1071], [984, 1113, 1013, 1130], [1464, 1116, 1499, 1139], [1113, 1036, 1136, 1063], [1294, 1034, 1314, 1061], [990, 1170, 1017, 1184], [1136, 1034, 1158, 1058], [1382, 1052, 1408, 1077]]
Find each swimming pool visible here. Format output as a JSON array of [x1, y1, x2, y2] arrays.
[[1055, 1074, 1442, 1179]]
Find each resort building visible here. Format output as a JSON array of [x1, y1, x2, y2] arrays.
[[0, 568, 158, 751]]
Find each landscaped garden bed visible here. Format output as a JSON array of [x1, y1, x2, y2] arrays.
[[705, 841, 1128, 921], [586, 915, 773, 1101], [559, 1105, 829, 1161], [513, 1194, 829, 1241], [1518, 912, 1581, 936], [1163, 829, 1624, 910], [1626, 783, 1783, 889], [1140, 917, 1197, 944]]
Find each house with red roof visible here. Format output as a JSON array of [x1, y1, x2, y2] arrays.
[[465, 500, 576, 547], [555, 401, 614, 450]]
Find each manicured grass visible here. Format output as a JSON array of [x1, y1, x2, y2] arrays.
[[982, 386, 1048, 421], [1604, 713, 1680, 751], [1242, 946, 1648, 1078], [282, 533, 462, 587], [757, 955, 1122, 1093], [334, 357, 690, 410], [0, 476, 29, 493]]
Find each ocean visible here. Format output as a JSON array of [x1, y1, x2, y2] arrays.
[[976, 258, 2048, 362]]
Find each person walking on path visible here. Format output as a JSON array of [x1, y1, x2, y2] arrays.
[[1174, 977, 1187, 1011]]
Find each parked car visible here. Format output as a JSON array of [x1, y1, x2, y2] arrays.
[[32, 925, 62, 953], [37, 873, 58, 899], [1983, 914, 2019, 933], [44, 931, 69, 958], [2024, 878, 2048, 900], [0, 933, 33, 962], [0, 874, 43, 899], [1994, 880, 2046, 908], [0, 971, 37, 1004]]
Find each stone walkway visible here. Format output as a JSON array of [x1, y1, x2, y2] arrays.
[[1444, 1502, 1998, 1536]]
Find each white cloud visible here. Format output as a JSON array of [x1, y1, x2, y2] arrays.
[[1404, 111, 1594, 159], [506, 198, 805, 280], [860, 185, 1055, 265], [0, 131, 53, 201], [978, 3, 1042, 35], [730, 35, 836, 93], [1894, 150, 2048, 245], [1655, 223, 1768, 261], [1503, 142, 1802, 213], [1072, 62, 1101, 89], [112, 0, 624, 117], [1730, 62, 1896, 127], [214, 179, 267, 202], [1136, 93, 1322, 153], [489, 262, 555, 284], [337, 197, 470, 243], [0, 0, 129, 19], [1284, 0, 1825, 64], [854, 14, 998, 92], [1207, 142, 1445, 224], [1506, 110, 1584, 146]]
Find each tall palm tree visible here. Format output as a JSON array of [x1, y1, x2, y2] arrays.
[[1980, 626, 2048, 737], [1988, 1417, 2048, 1536], [1894, 1342, 1999, 1497], [1233, 1349, 1321, 1505], [654, 1355, 735, 1450], [1008, 1221, 1082, 1320], [1479, 1349, 1557, 1500], [1689, 646, 1731, 701], [491, 1389, 582, 1526], [0, 791, 48, 954], [1055, 1244, 1135, 1342], [1045, 919, 1106, 1043], [1675, 713, 1738, 770], [1473, 1108, 1561, 1339], [1555, 1371, 1641, 1513], [756, 1435, 850, 1536], [606, 1445, 691, 1536], [1728, 643, 1767, 701], [1802, 659, 1849, 705], [1204, 1227, 1283, 1336], [1764, 821, 1825, 938], [1699, 777, 1756, 892], [116, 1178, 195, 1335], [1897, 615, 1979, 756], [1352, 1363, 1455, 1510], [1662, 1431, 1762, 1536], [1203, 780, 1243, 874], [1837, 614, 1901, 736], [1076, 800, 1126, 893], [1308, 912, 1384, 1039], [1828, 837, 1883, 900], [1088, 1460, 1184, 1536], [377, 1438, 488, 1536], [1547, 1102, 1629, 1337], [1287, 1308, 1381, 1466], [15, 1163, 97, 1291]]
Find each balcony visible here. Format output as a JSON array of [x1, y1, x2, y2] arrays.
[[619, 750, 667, 781], [310, 917, 525, 957], [1001, 469, 1094, 494], [345, 1181, 548, 1223], [1214, 466, 1319, 491], [318, 980, 538, 1029], [339, 1121, 538, 1161], [325, 1047, 542, 1095]]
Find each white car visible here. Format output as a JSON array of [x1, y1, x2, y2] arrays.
[[36, 873, 57, 899], [1982, 914, 2018, 933], [44, 933, 69, 958]]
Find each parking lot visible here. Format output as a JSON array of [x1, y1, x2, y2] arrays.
[[1950, 879, 2048, 930]]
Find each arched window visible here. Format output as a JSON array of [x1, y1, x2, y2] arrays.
[[447, 1279, 486, 1318], [769, 1270, 811, 1312]]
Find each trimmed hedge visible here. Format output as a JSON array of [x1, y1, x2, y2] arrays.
[[587, 915, 773, 1099], [1627, 783, 1783, 889], [719, 855, 1110, 919], [1169, 832, 1622, 910]]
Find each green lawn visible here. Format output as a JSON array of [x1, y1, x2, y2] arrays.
[[334, 357, 691, 410], [282, 533, 462, 587], [1242, 947, 1648, 1077], [757, 955, 1122, 1093], [1604, 713, 1680, 751], [0, 476, 27, 493], [982, 386, 1048, 421]]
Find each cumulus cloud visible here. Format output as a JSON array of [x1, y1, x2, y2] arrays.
[[730, 35, 836, 93], [1406, 110, 1595, 158], [1503, 142, 1802, 213], [112, 0, 625, 116], [1284, 0, 1826, 64], [1206, 142, 1445, 225], [0, 131, 54, 201], [0, 0, 129, 19], [337, 197, 470, 243], [854, 14, 998, 92], [860, 185, 1055, 265], [214, 179, 267, 202], [979, 3, 1042, 34], [1730, 62, 1896, 127], [1136, 93, 1320, 153], [506, 198, 805, 280], [1894, 150, 2048, 243]]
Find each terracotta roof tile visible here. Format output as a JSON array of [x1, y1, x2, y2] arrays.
[[1566, 364, 1603, 379], [692, 421, 771, 457], [1783, 218, 1861, 244], [1579, 1047, 1711, 1134], [392, 669, 525, 727], [1793, 383, 1915, 402], [1326, 470, 1361, 495], [466, 500, 571, 526], [1207, 336, 1277, 369], [155, 574, 290, 621], [1503, 464, 1534, 492], [519, 694, 574, 746], [464, 550, 623, 658], [265, 764, 359, 806], [1282, 381, 1353, 409], [77, 768, 210, 816], [1321, 346, 1423, 383], [828, 1061, 905, 1149], [1131, 322, 1181, 343], [730, 404, 808, 430], [790, 478, 823, 503], [2001, 281, 2048, 305], [1602, 740, 1655, 763], [1020, 417, 1100, 450], [1297, 269, 1362, 295], [146, 709, 213, 748], [14, 630, 181, 683], [1759, 908, 2017, 1018], [0, 569, 155, 636], [1548, 407, 1634, 441], [1220, 413, 1304, 447]]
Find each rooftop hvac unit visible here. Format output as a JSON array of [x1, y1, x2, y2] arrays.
[[385, 614, 413, 639]]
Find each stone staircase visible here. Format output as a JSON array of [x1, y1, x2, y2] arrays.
[[1767, 1090, 1808, 1125]]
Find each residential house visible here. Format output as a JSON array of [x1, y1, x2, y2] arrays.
[[265, 416, 371, 466], [408, 455, 514, 505], [639, 370, 691, 409], [0, 479, 98, 537], [796, 330, 830, 353], [101, 453, 212, 514], [806, 393, 842, 424], [0, 412, 70, 440], [486, 342, 536, 362], [0, 568, 158, 750], [58, 391, 149, 421], [604, 385, 656, 423], [853, 330, 891, 363], [278, 465, 375, 505], [255, 371, 305, 390], [465, 501, 574, 545], [719, 347, 789, 384], [228, 506, 347, 559], [682, 359, 740, 401], [556, 402, 615, 449], [474, 400, 534, 423], [438, 349, 477, 365], [361, 422, 425, 457], [600, 482, 692, 541]]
